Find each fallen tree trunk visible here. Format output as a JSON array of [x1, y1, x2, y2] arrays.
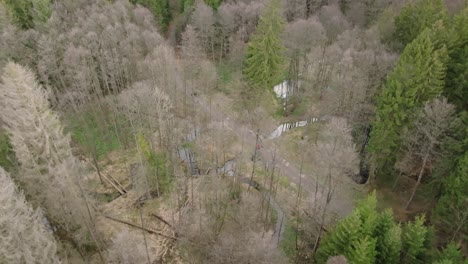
[[104, 215, 177, 240]]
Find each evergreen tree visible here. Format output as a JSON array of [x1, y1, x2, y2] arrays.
[[434, 243, 467, 264], [315, 192, 437, 264], [3, 0, 51, 29], [375, 210, 402, 264], [434, 152, 468, 243], [243, 0, 285, 90], [369, 27, 448, 179], [394, 0, 447, 47], [315, 212, 362, 263], [131, 0, 172, 31], [402, 216, 430, 264], [347, 237, 377, 264], [445, 8, 468, 110]]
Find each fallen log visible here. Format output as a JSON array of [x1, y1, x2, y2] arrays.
[[82, 157, 127, 195], [104, 215, 177, 240], [150, 213, 174, 229]]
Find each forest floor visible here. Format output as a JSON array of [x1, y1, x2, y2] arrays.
[[187, 77, 365, 223], [85, 150, 182, 263]]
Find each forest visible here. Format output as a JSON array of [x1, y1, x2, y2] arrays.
[[0, 0, 466, 263]]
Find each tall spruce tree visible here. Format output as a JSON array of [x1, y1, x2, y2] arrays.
[[3, 0, 51, 29], [369, 27, 448, 179], [401, 216, 432, 264], [445, 8, 468, 110], [394, 0, 447, 47], [434, 152, 468, 243], [315, 192, 434, 264], [243, 0, 285, 90]]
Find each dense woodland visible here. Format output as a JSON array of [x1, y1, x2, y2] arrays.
[[0, 0, 466, 263]]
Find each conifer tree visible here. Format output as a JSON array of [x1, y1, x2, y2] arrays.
[[369, 27, 448, 179], [347, 237, 377, 264], [3, 0, 51, 29], [315, 213, 362, 263], [0, 62, 92, 243], [394, 0, 447, 47], [243, 0, 285, 90], [375, 210, 402, 264], [402, 215, 430, 264], [445, 8, 468, 110], [434, 153, 468, 243], [433, 243, 466, 264], [0, 167, 61, 264]]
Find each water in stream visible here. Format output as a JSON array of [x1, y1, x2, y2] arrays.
[[268, 118, 320, 139]]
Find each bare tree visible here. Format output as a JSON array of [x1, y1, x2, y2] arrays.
[[318, 4, 350, 40], [403, 98, 455, 209], [311, 117, 358, 254], [0, 62, 94, 244], [107, 228, 149, 264], [0, 167, 61, 264]]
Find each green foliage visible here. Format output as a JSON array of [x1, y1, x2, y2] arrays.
[[137, 132, 171, 195], [375, 210, 402, 264], [434, 152, 468, 243], [243, 0, 285, 91], [0, 133, 15, 171], [369, 27, 448, 178], [347, 237, 377, 264], [394, 0, 448, 47], [204, 0, 222, 10], [316, 212, 362, 263], [280, 223, 300, 259], [445, 8, 468, 110], [402, 215, 429, 264], [2, 0, 51, 29], [131, 0, 171, 31], [434, 243, 467, 264], [316, 192, 434, 264], [67, 107, 124, 160]]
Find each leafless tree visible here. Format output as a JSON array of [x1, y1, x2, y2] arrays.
[[0, 62, 95, 245], [0, 167, 61, 264], [401, 98, 455, 209], [311, 117, 358, 254], [107, 228, 149, 264]]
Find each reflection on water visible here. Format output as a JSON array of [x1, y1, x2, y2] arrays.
[[268, 118, 320, 139]]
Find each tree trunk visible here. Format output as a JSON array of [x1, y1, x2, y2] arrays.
[[405, 151, 430, 210]]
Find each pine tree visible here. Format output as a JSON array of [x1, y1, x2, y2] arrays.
[[315, 212, 362, 263], [434, 152, 468, 243], [347, 237, 377, 264], [316, 192, 380, 263], [243, 0, 285, 90], [445, 8, 468, 110], [3, 0, 51, 29], [402, 215, 430, 264], [394, 0, 448, 47], [369, 27, 448, 179], [375, 210, 402, 264], [433, 243, 466, 264]]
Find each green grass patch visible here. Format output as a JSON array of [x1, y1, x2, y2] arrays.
[[66, 107, 126, 160], [217, 63, 233, 84], [281, 222, 301, 259], [0, 133, 15, 172]]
